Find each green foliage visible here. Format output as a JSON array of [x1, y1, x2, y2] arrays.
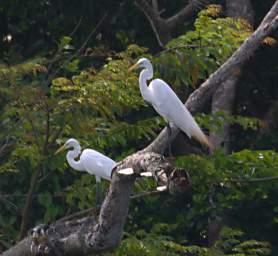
[[196, 111, 260, 133], [0, 58, 46, 86], [156, 5, 251, 89], [215, 227, 271, 256], [175, 149, 278, 205], [107, 226, 270, 256], [0, 43, 162, 246]]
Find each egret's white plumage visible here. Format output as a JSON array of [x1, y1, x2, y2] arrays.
[[57, 138, 116, 182], [130, 58, 211, 148]]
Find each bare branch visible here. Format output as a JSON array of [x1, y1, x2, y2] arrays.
[[45, 13, 107, 87], [75, 12, 108, 56], [134, 0, 211, 46], [18, 164, 43, 240], [45, 16, 83, 79], [152, 0, 158, 12], [134, 0, 170, 46], [229, 175, 278, 184], [166, 0, 210, 31]]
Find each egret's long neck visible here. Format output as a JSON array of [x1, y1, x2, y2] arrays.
[[66, 145, 84, 171], [139, 64, 153, 102]]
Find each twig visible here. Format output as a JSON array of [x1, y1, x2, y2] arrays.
[[43, 103, 50, 154], [130, 189, 166, 198], [0, 192, 66, 199], [75, 12, 108, 57], [49, 126, 64, 147], [38, 169, 56, 184], [69, 16, 84, 37], [0, 135, 11, 156], [44, 13, 107, 88], [156, 44, 201, 56], [229, 175, 278, 184], [46, 16, 83, 74], [19, 164, 43, 239], [55, 188, 166, 224], [55, 207, 99, 224], [156, 43, 236, 57]]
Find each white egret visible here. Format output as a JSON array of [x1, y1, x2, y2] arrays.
[[55, 138, 116, 203], [129, 58, 211, 153]]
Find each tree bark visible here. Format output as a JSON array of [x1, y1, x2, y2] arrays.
[[209, 0, 254, 153], [209, 76, 238, 153], [226, 0, 254, 25], [134, 0, 211, 46], [2, 152, 188, 256]]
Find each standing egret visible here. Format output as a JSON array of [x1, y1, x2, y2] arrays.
[[129, 58, 211, 153], [55, 138, 116, 204]]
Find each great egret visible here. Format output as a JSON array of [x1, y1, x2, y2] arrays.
[[55, 138, 116, 203], [129, 58, 211, 153]]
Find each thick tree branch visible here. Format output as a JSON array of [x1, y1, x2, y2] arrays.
[[152, 0, 158, 12], [144, 1, 278, 154], [134, 0, 210, 46], [166, 0, 209, 30], [3, 152, 188, 256], [134, 0, 170, 46]]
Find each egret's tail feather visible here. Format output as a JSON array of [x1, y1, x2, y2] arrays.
[[191, 129, 214, 151]]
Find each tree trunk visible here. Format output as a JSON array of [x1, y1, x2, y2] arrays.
[[226, 0, 254, 25], [208, 0, 254, 246], [209, 0, 254, 154]]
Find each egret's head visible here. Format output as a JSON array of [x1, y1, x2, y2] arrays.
[[55, 138, 79, 155], [129, 57, 152, 71]]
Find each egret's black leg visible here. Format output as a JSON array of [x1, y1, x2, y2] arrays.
[[95, 180, 102, 206], [167, 122, 172, 157]]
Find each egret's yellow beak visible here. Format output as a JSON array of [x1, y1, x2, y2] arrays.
[[55, 145, 66, 155], [128, 63, 139, 72]]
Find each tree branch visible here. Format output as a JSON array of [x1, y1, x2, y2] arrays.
[[134, 0, 170, 46], [134, 0, 210, 46], [144, 1, 278, 154], [3, 152, 188, 256], [166, 0, 210, 30], [152, 0, 158, 12], [18, 164, 43, 240]]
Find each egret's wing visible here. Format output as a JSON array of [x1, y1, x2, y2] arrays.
[[149, 79, 211, 148], [80, 149, 116, 180]]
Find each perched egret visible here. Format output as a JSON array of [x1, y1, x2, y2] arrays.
[[129, 58, 211, 153], [55, 138, 116, 204]]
